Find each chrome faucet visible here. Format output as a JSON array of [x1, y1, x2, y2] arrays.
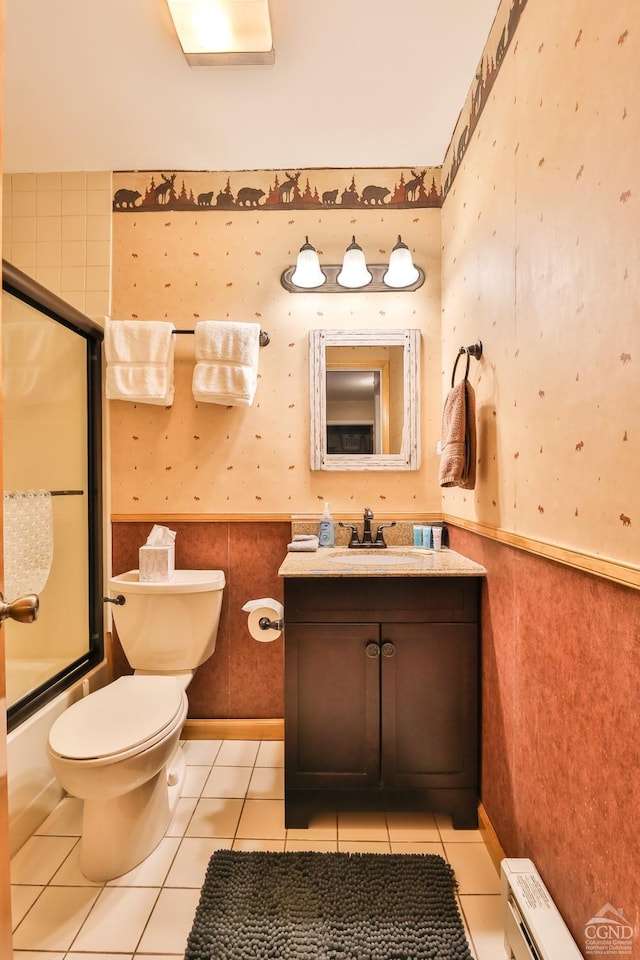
[[339, 508, 396, 549]]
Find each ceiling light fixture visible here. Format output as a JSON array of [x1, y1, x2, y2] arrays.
[[280, 236, 424, 293], [166, 0, 275, 66]]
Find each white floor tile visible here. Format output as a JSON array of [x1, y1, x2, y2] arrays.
[[185, 797, 244, 838], [232, 837, 287, 852], [201, 764, 253, 798], [247, 765, 284, 799], [65, 954, 133, 960], [444, 842, 501, 895], [236, 799, 286, 840], [137, 887, 202, 955], [13, 952, 66, 960], [386, 811, 439, 842], [165, 837, 232, 887], [35, 796, 83, 836], [130, 956, 182, 960], [49, 845, 102, 887], [71, 886, 160, 952], [11, 836, 78, 885], [460, 894, 509, 959], [390, 840, 447, 857], [106, 836, 181, 886], [12, 886, 100, 951], [338, 840, 392, 853], [215, 739, 260, 766], [338, 811, 388, 841], [256, 740, 284, 767], [182, 739, 222, 765], [10, 738, 509, 959], [285, 838, 338, 853], [166, 796, 198, 836], [181, 764, 211, 797], [11, 885, 44, 929]]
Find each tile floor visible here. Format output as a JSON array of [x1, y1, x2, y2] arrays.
[[10, 739, 507, 959]]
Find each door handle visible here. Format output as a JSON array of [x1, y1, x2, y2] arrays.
[[365, 642, 380, 658], [0, 592, 39, 624], [381, 642, 395, 658]]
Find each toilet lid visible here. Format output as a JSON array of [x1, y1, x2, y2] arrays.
[[49, 676, 185, 760]]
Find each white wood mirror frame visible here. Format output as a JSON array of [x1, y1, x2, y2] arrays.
[[309, 328, 421, 471]]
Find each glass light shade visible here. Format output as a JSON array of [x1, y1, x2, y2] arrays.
[[290, 238, 326, 289], [166, 0, 273, 64], [383, 236, 420, 288], [336, 236, 372, 289]]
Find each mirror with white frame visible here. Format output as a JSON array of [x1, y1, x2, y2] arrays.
[[309, 329, 421, 471]]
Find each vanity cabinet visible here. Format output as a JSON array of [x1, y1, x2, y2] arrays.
[[283, 575, 480, 830]]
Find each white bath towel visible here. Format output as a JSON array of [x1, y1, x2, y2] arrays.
[[105, 319, 175, 405], [192, 321, 261, 406], [3, 490, 53, 601]]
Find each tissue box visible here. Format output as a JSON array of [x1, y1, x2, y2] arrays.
[[139, 544, 175, 582]]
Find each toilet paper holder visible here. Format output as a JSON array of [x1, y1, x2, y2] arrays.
[[258, 616, 284, 631]]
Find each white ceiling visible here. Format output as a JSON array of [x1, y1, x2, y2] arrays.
[[3, 0, 499, 174]]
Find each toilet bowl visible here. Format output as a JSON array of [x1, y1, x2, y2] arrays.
[[48, 675, 188, 880], [46, 568, 225, 881]]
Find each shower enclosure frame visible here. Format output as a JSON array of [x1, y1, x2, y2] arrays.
[[2, 260, 104, 732]]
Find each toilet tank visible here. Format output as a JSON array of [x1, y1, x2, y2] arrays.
[[107, 569, 225, 671]]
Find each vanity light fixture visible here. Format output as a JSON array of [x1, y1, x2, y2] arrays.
[[280, 235, 425, 293], [383, 235, 420, 288], [166, 0, 275, 66], [336, 236, 373, 289], [290, 237, 326, 289]]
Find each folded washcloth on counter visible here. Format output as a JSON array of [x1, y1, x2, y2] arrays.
[[105, 319, 175, 405], [287, 534, 319, 552]]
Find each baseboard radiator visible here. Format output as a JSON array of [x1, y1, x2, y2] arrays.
[[501, 859, 582, 959]]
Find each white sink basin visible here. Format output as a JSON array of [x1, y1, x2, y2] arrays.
[[328, 551, 431, 566]]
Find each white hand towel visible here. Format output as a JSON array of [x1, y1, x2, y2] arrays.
[[105, 320, 175, 405], [192, 321, 260, 406]]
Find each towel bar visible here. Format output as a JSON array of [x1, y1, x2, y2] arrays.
[[172, 328, 270, 346]]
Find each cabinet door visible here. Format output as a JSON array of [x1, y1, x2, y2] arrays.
[[380, 623, 478, 790], [285, 622, 380, 789]]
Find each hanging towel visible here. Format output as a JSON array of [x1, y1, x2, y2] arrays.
[[105, 319, 175, 405], [439, 362, 477, 490], [3, 490, 53, 601], [192, 321, 261, 406]]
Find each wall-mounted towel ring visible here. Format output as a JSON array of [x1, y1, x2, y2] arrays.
[[451, 340, 482, 387]]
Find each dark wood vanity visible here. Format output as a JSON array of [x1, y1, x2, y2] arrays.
[[280, 550, 485, 830]]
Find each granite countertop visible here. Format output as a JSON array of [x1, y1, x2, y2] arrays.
[[278, 546, 487, 578]]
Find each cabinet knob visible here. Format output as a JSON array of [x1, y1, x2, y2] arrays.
[[381, 642, 395, 658], [365, 642, 380, 659]]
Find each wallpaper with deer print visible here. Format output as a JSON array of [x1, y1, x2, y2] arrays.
[[440, 0, 640, 952], [110, 166, 443, 518], [441, 0, 639, 569]]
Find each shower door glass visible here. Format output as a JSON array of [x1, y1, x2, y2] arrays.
[[2, 265, 103, 730]]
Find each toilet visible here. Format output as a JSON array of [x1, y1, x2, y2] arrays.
[[47, 568, 225, 881]]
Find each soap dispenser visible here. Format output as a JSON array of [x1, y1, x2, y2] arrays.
[[318, 501, 335, 547]]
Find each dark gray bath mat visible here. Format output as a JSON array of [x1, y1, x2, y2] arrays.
[[184, 849, 473, 960]]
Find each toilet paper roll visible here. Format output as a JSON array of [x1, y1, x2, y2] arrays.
[[242, 598, 284, 642]]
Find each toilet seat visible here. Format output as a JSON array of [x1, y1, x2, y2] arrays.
[[48, 676, 186, 762]]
